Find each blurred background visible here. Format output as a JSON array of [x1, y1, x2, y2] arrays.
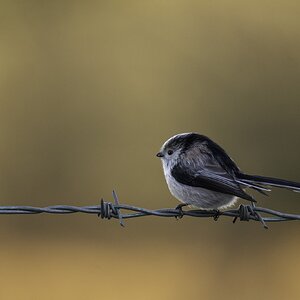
[[0, 0, 300, 299]]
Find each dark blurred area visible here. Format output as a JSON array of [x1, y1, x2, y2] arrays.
[[0, 0, 299, 299]]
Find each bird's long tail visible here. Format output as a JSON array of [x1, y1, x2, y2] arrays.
[[237, 173, 300, 193]]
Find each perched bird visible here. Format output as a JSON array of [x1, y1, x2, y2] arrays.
[[156, 132, 300, 210]]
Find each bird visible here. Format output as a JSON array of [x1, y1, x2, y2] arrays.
[[156, 132, 300, 210]]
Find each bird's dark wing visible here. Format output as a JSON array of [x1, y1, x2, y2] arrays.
[[171, 150, 255, 202]]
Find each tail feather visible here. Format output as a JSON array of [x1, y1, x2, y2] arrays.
[[237, 173, 300, 192], [235, 179, 271, 195]]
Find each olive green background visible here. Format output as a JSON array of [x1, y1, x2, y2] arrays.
[[0, 1, 299, 299]]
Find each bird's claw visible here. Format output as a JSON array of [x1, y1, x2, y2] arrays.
[[213, 209, 221, 221], [175, 203, 187, 220]]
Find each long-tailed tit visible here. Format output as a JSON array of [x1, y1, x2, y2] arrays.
[[157, 133, 300, 209]]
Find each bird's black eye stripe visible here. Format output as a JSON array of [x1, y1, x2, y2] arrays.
[[167, 150, 174, 155]]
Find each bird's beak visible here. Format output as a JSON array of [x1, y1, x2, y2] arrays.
[[156, 152, 164, 158]]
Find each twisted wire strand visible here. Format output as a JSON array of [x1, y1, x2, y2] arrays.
[[0, 191, 299, 228]]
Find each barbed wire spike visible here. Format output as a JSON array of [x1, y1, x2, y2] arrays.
[[97, 192, 124, 227], [232, 204, 268, 229], [112, 190, 124, 227]]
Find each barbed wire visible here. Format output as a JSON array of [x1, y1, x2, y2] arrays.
[[0, 191, 300, 229]]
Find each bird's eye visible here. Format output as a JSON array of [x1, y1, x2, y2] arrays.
[[167, 150, 174, 155]]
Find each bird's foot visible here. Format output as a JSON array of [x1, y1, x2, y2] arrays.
[[213, 209, 221, 221], [175, 203, 187, 220]]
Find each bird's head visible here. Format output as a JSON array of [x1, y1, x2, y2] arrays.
[[156, 132, 203, 168]]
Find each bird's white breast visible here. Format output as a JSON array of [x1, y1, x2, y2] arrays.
[[163, 162, 237, 209]]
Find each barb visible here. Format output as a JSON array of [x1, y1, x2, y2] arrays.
[[0, 191, 299, 228], [98, 191, 124, 226]]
